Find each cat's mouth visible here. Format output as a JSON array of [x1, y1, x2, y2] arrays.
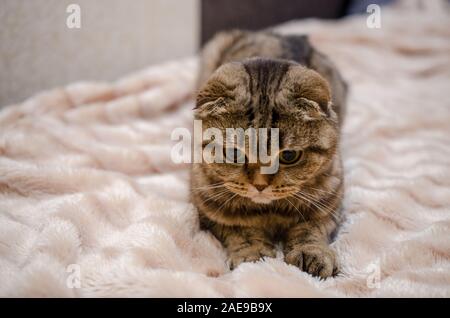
[[239, 185, 277, 204], [249, 195, 273, 204], [224, 183, 274, 204], [225, 183, 297, 205]]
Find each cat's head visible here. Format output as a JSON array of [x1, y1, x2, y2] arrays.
[[194, 58, 339, 204]]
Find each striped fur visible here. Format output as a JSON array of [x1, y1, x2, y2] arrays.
[[191, 30, 347, 278]]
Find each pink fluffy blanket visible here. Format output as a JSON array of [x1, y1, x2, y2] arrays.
[[0, 3, 449, 297]]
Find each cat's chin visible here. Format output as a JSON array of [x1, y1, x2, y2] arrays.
[[249, 197, 273, 204]]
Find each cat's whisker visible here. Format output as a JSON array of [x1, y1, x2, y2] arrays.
[[191, 183, 226, 191], [292, 185, 339, 206], [294, 191, 333, 213], [191, 181, 225, 188], [302, 187, 336, 196], [216, 193, 238, 213], [284, 197, 307, 223], [295, 190, 337, 213], [292, 192, 331, 217], [199, 189, 231, 206], [303, 185, 339, 196], [192, 188, 224, 193], [292, 192, 341, 222]]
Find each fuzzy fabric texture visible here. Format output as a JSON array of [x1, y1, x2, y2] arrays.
[[0, 2, 449, 297]]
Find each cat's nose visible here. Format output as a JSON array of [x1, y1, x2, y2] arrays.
[[254, 184, 267, 192]]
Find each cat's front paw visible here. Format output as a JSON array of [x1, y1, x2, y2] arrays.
[[285, 244, 339, 279], [228, 244, 276, 270]]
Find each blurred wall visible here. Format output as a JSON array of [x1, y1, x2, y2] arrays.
[[0, 0, 199, 107]]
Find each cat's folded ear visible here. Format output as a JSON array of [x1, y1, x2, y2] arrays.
[[294, 97, 336, 121], [194, 79, 232, 118], [194, 62, 249, 118], [194, 95, 228, 118], [284, 66, 337, 122]]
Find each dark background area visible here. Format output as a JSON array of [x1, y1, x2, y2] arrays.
[[201, 0, 394, 44], [201, 0, 350, 44]]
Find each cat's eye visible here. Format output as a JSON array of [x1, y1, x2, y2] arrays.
[[224, 147, 246, 164], [279, 150, 303, 165]]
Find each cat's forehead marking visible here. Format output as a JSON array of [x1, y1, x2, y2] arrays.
[[241, 58, 292, 129]]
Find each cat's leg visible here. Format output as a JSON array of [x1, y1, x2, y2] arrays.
[[283, 218, 339, 278], [225, 226, 277, 270], [203, 219, 276, 269]]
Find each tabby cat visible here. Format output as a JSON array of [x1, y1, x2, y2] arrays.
[[191, 30, 347, 278]]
